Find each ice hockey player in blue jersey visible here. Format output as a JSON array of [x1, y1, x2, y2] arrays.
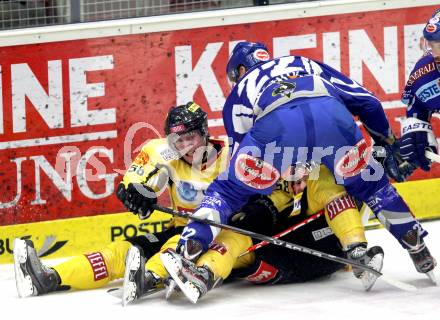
[[175, 41, 436, 284], [399, 10, 440, 173]]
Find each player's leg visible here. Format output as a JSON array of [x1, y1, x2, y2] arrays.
[[14, 238, 131, 297], [14, 227, 178, 298], [160, 230, 254, 303], [306, 166, 383, 289], [228, 213, 345, 286], [122, 228, 184, 305], [304, 97, 436, 277], [14, 238, 62, 298]]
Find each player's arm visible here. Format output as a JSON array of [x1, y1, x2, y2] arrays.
[[229, 179, 294, 235], [317, 60, 394, 143], [397, 81, 439, 172], [116, 142, 170, 219], [316, 61, 411, 181]]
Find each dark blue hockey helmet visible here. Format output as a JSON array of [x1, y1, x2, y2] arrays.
[[423, 15, 440, 41], [226, 41, 270, 83], [431, 8, 440, 18]]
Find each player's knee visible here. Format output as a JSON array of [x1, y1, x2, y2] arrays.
[[100, 241, 132, 280], [126, 234, 163, 258], [365, 183, 401, 214]]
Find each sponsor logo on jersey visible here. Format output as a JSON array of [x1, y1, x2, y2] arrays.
[[177, 181, 198, 201], [253, 49, 270, 61], [246, 261, 279, 283], [415, 78, 440, 103], [235, 154, 280, 190], [312, 227, 333, 241], [401, 89, 412, 105], [271, 80, 296, 98], [85, 252, 108, 281], [406, 62, 436, 86], [209, 242, 227, 255], [201, 195, 223, 207], [430, 17, 440, 24], [366, 196, 382, 212], [335, 139, 371, 177], [326, 195, 357, 220], [133, 150, 149, 165], [426, 23, 437, 33], [159, 148, 180, 161]]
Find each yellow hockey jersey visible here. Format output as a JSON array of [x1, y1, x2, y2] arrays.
[[121, 137, 229, 227]]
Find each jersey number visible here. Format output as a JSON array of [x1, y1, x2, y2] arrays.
[[180, 227, 196, 241]]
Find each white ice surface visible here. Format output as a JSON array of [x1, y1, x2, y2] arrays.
[[2, 221, 440, 320]]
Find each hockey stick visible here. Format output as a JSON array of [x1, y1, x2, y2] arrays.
[[425, 150, 440, 164], [152, 204, 416, 292], [238, 211, 324, 257]]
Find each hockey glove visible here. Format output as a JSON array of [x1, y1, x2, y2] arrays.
[[398, 118, 438, 172], [178, 194, 232, 259], [177, 206, 222, 260], [176, 239, 204, 261], [372, 143, 414, 182], [116, 183, 157, 219], [230, 195, 278, 235]]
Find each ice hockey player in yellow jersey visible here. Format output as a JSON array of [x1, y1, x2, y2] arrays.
[[13, 102, 229, 303], [160, 164, 385, 304]]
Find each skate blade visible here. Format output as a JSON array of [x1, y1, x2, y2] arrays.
[[165, 279, 177, 300], [160, 251, 200, 304], [426, 270, 437, 285], [13, 238, 34, 298], [121, 246, 141, 306], [108, 287, 164, 300], [361, 253, 384, 291]]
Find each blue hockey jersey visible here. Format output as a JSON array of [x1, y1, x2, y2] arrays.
[[178, 56, 401, 252], [402, 52, 440, 120], [223, 55, 392, 148]]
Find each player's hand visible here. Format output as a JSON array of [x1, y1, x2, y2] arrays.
[[116, 183, 157, 219], [177, 205, 223, 260], [372, 143, 414, 182], [230, 196, 278, 234], [398, 118, 438, 172], [176, 239, 204, 261]]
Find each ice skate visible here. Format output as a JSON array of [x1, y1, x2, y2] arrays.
[[402, 228, 437, 285], [13, 238, 60, 298], [122, 245, 162, 306], [164, 277, 179, 300], [346, 243, 384, 291], [160, 248, 217, 304]]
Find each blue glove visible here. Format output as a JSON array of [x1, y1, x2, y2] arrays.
[[116, 183, 157, 219], [372, 143, 414, 182], [178, 194, 232, 259], [398, 118, 438, 172]]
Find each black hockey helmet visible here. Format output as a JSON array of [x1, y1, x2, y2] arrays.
[[164, 102, 208, 137]]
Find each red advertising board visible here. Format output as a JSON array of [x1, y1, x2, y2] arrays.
[[0, 4, 438, 225]]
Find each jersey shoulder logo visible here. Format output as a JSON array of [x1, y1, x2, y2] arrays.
[[271, 80, 296, 98], [335, 139, 371, 177], [235, 154, 280, 190]]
